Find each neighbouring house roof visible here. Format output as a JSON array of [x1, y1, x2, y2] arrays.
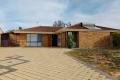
[[14, 23, 119, 34], [95, 26, 118, 30]]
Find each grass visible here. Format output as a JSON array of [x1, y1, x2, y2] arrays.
[[68, 48, 120, 79]]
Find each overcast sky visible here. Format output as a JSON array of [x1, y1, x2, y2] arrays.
[[0, 0, 120, 31]]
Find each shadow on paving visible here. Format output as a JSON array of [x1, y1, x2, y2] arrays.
[[0, 55, 30, 75]]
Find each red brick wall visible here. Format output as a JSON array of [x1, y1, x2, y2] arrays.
[[9, 33, 26, 47], [58, 32, 66, 47], [8, 31, 111, 48], [9, 33, 52, 47], [41, 34, 51, 47], [78, 31, 111, 48]]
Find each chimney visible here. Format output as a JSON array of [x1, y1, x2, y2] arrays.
[[80, 22, 83, 27], [19, 27, 22, 30]]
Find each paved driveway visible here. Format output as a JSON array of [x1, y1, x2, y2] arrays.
[[0, 48, 113, 80]]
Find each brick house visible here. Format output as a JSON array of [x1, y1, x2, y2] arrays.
[[2, 23, 119, 48]]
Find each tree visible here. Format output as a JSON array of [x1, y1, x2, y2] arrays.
[[6, 26, 23, 33], [53, 21, 58, 27], [6, 29, 15, 33], [66, 22, 71, 27], [53, 20, 66, 27], [53, 20, 72, 27]]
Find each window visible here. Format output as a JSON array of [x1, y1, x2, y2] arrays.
[[26, 34, 41, 47], [27, 34, 31, 42], [30, 34, 38, 41]]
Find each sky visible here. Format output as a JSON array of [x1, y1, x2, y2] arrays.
[[0, 0, 120, 31]]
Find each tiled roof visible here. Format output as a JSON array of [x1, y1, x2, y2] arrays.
[[67, 23, 118, 30], [16, 23, 118, 33], [67, 23, 88, 29], [21, 26, 62, 32]]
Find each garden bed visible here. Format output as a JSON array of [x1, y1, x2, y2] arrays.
[[68, 48, 120, 79]]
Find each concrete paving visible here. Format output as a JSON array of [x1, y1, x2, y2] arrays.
[[0, 48, 113, 80]]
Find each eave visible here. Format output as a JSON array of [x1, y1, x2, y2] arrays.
[[14, 31, 55, 34]]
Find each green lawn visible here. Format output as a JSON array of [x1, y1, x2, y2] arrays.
[[68, 48, 120, 79]]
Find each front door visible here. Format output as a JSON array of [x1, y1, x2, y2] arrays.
[[52, 34, 58, 47], [26, 34, 41, 47]]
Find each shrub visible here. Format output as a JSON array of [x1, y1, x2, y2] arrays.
[[68, 33, 74, 48], [111, 57, 120, 68], [111, 32, 120, 48]]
